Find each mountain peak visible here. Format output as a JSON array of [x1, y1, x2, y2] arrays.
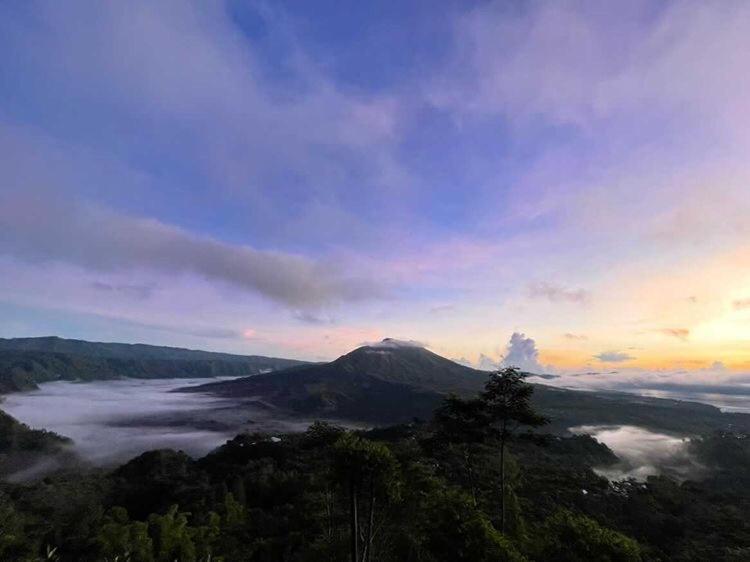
[[183, 339, 486, 423], [364, 338, 426, 350]]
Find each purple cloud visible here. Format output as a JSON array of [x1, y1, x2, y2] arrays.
[[527, 282, 590, 304], [0, 193, 384, 310], [594, 351, 635, 363]]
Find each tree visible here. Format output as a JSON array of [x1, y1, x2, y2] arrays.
[[333, 433, 400, 562], [432, 396, 488, 506], [0, 491, 28, 560], [536, 510, 642, 562], [97, 506, 154, 562], [423, 490, 528, 562], [148, 505, 197, 562], [214, 492, 253, 560], [481, 367, 548, 533], [432, 368, 548, 534]]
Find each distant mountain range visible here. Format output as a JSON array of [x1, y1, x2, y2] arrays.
[[182, 339, 750, 434], [0, 336, 306, 393]]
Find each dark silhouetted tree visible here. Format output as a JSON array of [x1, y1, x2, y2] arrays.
[[432, 395, 488, 505], [481, 367, 548, 533], [432, 368, 547, 533]]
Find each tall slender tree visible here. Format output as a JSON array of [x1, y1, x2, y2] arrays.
[[481, 367, 548, 533]]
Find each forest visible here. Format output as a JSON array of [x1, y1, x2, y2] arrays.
[[1, 369, 748, 561]]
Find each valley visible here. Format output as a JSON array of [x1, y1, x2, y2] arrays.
[[1, 336, 749, 560], [1, 336, 749, 483]]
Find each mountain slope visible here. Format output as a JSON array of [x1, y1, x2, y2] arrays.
[[324, 339, 485, 393], [180, 340, 475, 422], [0, 409, 74, 478], [182, 339, 750, 433], [0, 336, 306, 393]]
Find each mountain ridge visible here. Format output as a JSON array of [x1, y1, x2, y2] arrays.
[[0, 336, 307, 393], [0, 336, 306, 362]]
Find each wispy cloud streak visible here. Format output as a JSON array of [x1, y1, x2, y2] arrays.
[[0, 193, 384, 309]]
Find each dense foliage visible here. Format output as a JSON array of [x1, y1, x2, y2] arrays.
[[0, 372, 748, 561]]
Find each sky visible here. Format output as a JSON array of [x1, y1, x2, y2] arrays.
[[2, 1, 750, 385]]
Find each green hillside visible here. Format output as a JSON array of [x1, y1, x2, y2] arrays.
[[0, 337, 306, 393]]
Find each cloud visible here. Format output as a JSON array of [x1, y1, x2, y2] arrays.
[[571, 425, 703, 482], [527, 282, 590, 304], [3, 0, 750, 364], [101, 316, 243, 341], [528, 373, 559, 381], [0, 1, 408, 251], [438, 1, 750, 134], [0, 193, 384, 310], [545, 364, 750, 414], [477, 353, 500, 371], [146, 324, 241, 341], [733, 298, 750, 310], [594, 351, 635, 363], [363, 338, 427, 349], [500, 332, 544, 373], [90, 281, 154, 300], [563, 332, 588, 341], [0, 377, 310, 469], [428, 0, 750, 258], [452, 357, 475, 368], [429, 304, 456, 315], [656, 328, 690, 341], [291, 311, 336, 325], [710, 361, 727, 371]]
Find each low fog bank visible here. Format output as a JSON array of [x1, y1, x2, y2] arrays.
[[1, 378, 314, 468], [537, 370, 750, 413], [570, 425, 704, 481], [632, 387, 750, 413]]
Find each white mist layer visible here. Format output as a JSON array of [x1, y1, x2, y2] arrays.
[[570, 425, 703, 481], [0, 378, 237, 464]]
